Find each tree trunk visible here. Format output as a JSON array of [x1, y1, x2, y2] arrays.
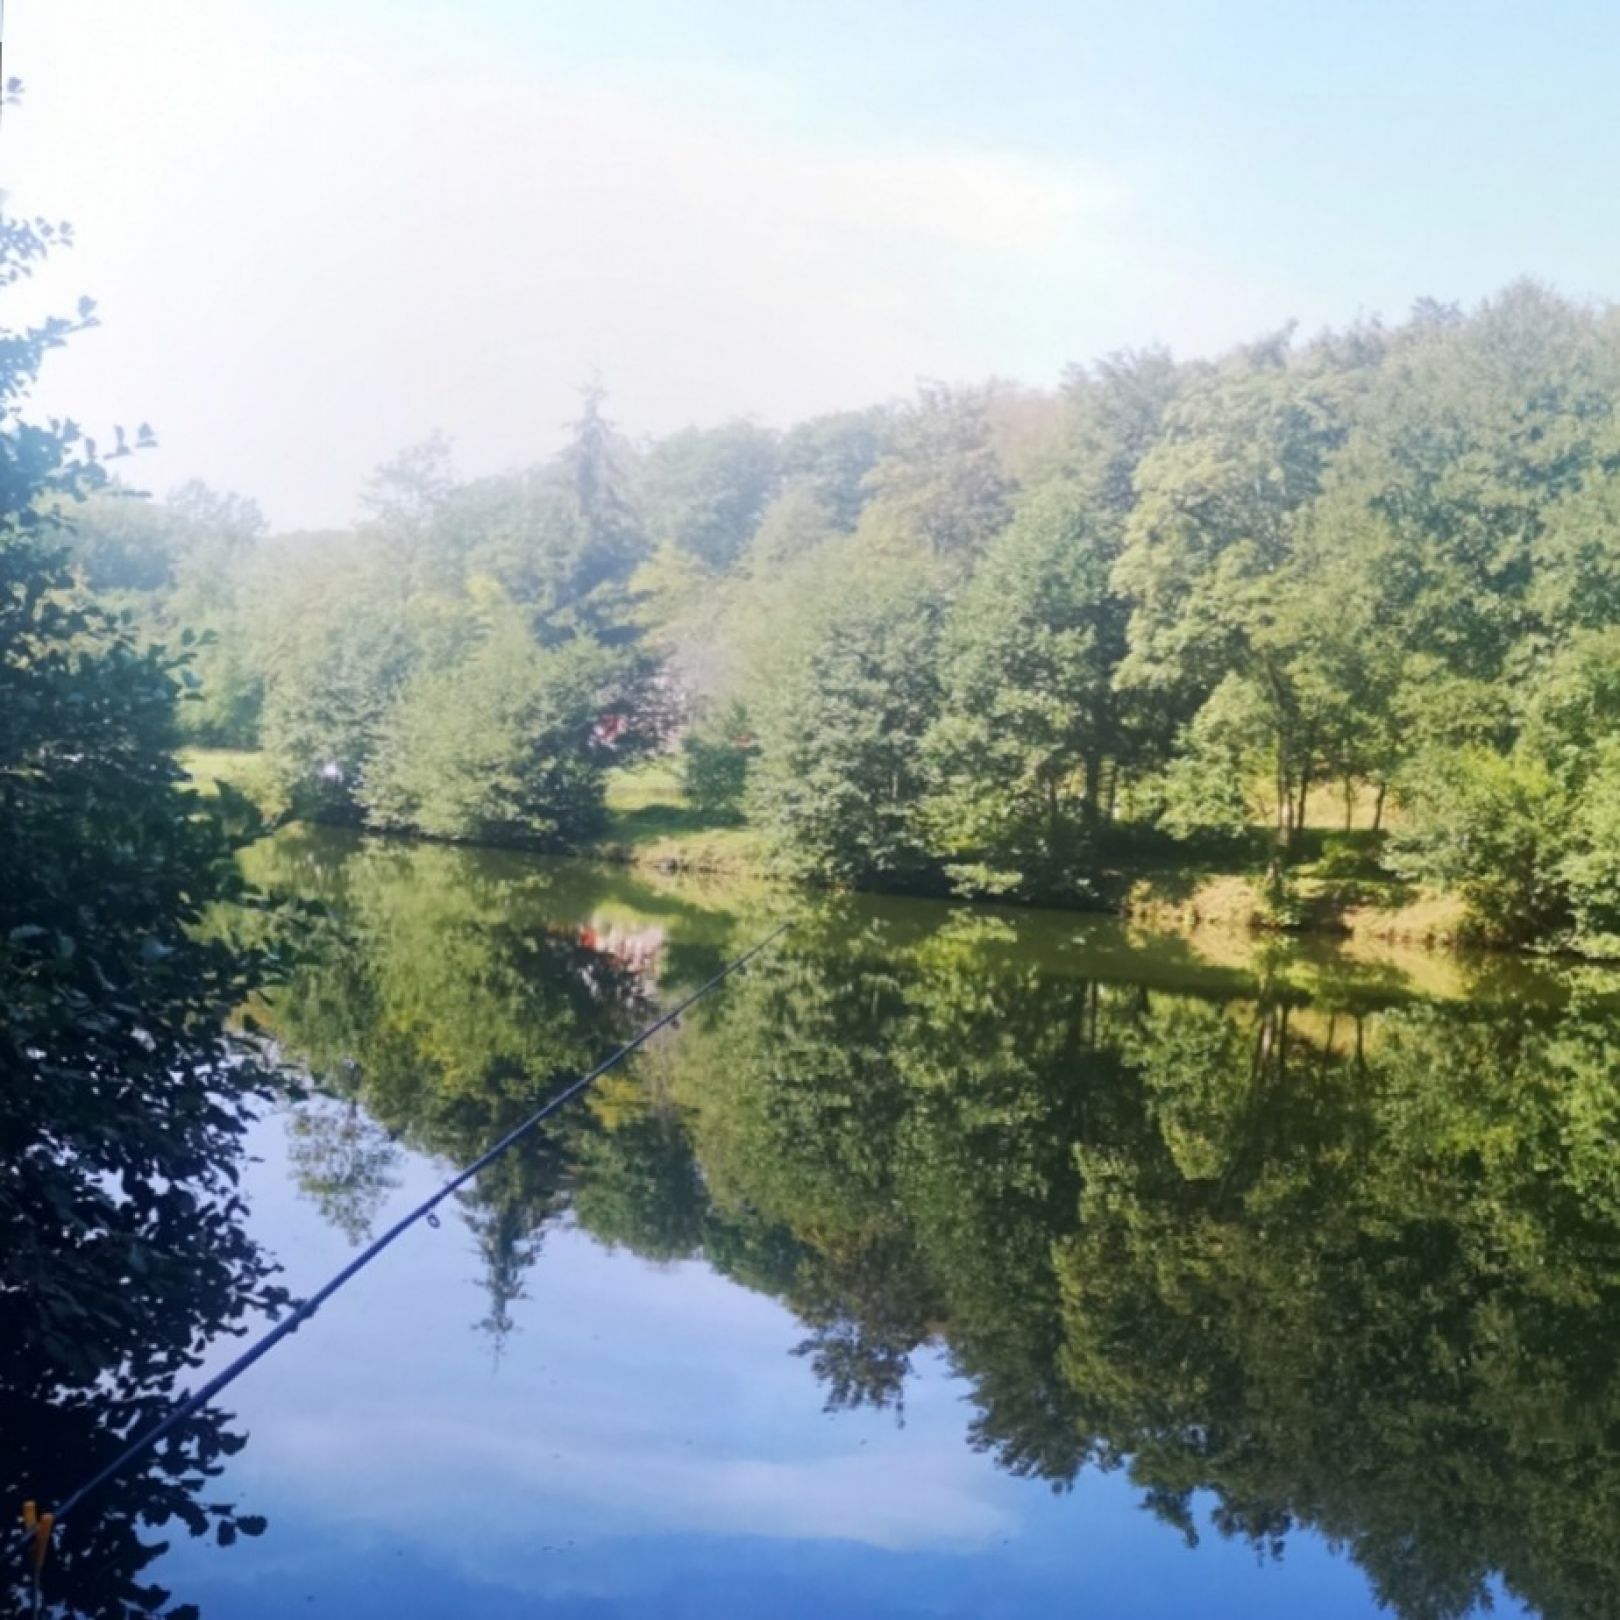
[[1275, 740, 1292, 856], [1082, 753, 1102, 832], [1291, 747, 1314, 850], [1372, 780, 1388, 833]]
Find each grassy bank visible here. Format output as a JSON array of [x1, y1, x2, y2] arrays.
[[180, 747, 289, 816], [180, 749, 767, 876], [181, 748, 1467, 945], [589, 759, 768, 874], [1117, 870, 1468, 949]]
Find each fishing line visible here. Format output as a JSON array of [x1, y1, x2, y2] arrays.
[[11, 918, 792, 1570]]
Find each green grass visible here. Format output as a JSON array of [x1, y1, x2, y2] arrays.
[[594, 758, 768, 873], [602, 758, 686, 817], [180, 749, 770, 874], [178, 747, 287, 816]]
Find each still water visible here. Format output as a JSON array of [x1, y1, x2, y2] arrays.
[[51, 828, 1620, 1617]]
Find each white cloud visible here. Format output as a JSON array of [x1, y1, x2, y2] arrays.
[[5, 0, 1132, 527], [792, 149, 1121, 254]]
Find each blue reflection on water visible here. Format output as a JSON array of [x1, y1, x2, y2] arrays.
[[149, 1112, 1523, 1618]]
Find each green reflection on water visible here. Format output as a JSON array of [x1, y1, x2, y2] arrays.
[[245, 826, 1620, 1620]]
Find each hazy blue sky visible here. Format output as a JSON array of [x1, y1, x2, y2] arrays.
[[7, 0, 1619, 527]]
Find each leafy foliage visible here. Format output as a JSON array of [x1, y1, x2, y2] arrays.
[[921, 486, 1122, 897], [679, 699, 757, 823], [749, 557, 943, 886], [1388, 746, 1571, 942], [0, 202, 287, 1616], [82, 283, 1620, 942], [358, 614, 628, 846], [638, 420, 780, 571]]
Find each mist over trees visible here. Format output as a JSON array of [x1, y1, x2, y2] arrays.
[[79, 279, 1620, 951]]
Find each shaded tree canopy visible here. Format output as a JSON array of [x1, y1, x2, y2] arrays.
[[0, 201, 289, 1616]]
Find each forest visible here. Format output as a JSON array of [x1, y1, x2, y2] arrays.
[[12, 6, 1620, 1613], [66, 279, 1620, 955], [7, 161, 1620, 1616]]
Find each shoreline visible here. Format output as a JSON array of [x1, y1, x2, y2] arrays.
[[183, 748, 1582, 962]]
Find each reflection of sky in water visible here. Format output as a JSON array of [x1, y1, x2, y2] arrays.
[[150, 1114, 1529, 1619]]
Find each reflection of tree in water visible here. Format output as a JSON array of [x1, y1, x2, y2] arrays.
[[257, 839, 649, 1343], [789, 1238, 940, 1419], [0, 955, 290, 1617], [283, 1091, 400, 1244], [569, 1068, 708, 1263], [3, 536, 289, 1610], [1056, 993, 1620, 1620], [258, 848, 1620, 1619], [577, 917, 1620, 1620]]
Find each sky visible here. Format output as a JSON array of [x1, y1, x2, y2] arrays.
[[5, 0, 1620, 529]]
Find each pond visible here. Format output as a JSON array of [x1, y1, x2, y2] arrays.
[[35, 826, 1620, 1618]]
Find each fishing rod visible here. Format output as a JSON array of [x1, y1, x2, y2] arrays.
[[12, 917, 793, 1581]]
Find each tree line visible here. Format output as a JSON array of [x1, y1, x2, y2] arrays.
[[75, 280, 1620, 951]]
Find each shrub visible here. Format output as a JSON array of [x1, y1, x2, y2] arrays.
[[680, 702, 757, 823], [359, 620, 621, 847], [1387, 747, 1571, 944]]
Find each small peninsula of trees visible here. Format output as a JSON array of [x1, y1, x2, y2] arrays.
[[72, 281, 1620, 952]]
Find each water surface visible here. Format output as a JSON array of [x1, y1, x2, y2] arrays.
[[65, 829, 1620, 1616]]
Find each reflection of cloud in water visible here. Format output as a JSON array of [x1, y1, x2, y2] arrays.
[[261, 1411, 1009, 1552], [226, 1208, 1008, 1559], [157, 1034, 1544, 1620]]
